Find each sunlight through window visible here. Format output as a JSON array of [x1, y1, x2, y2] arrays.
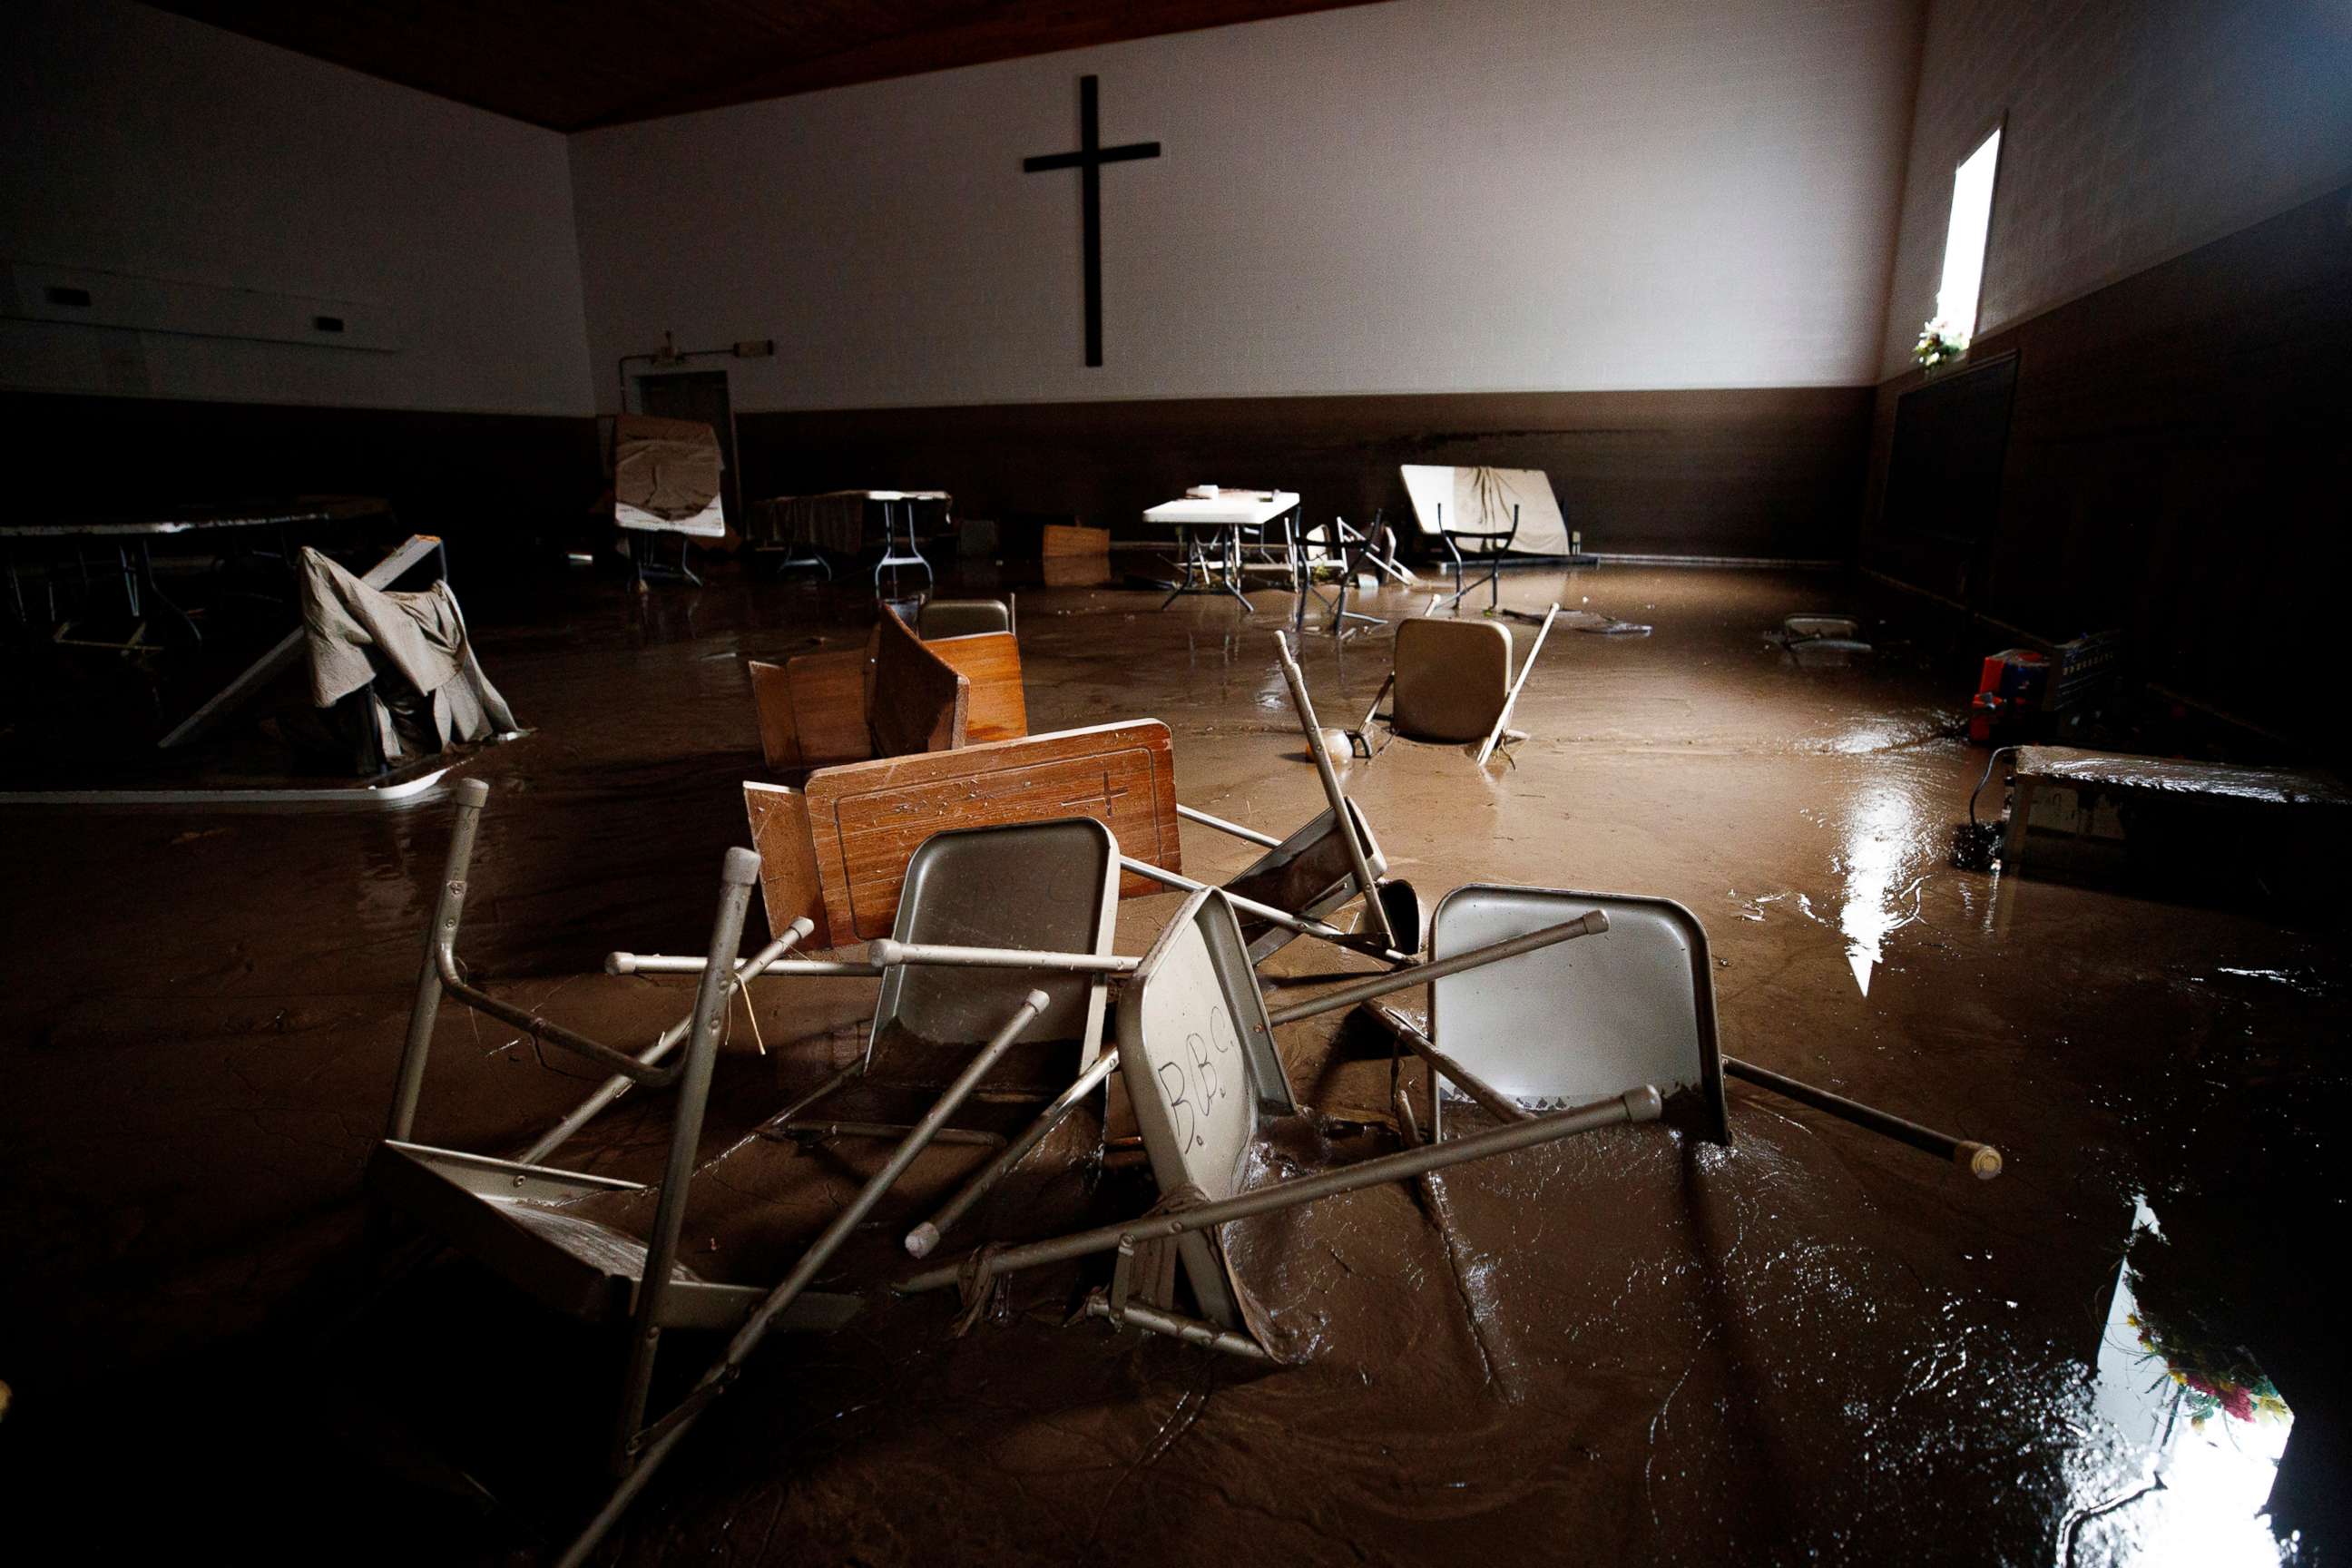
[[1936, 127, 2002, 344]]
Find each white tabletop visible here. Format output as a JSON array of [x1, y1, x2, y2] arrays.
[[1142, 491, 1299, 527], [0, 495, 392, 539], [767, 490, 951, 503]]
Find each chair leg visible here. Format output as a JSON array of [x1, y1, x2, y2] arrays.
[[609, 848, 760, 1476]]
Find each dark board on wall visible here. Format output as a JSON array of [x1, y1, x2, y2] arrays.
[[1860, 182, 2352, 759], [735, 386, 1876, 562], [1882, 353, 2018, 544]]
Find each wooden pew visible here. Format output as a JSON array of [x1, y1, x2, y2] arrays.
[[745, 720, 1180, 946], [748, 610, 1029, 769], [868, 607, 967, 757], [925, 632, 1026, 742], [749, 638, 876, 769]]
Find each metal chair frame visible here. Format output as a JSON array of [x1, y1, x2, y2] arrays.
[[378, 784, 820, 1482], [1437, 500, 1518, 613], [889, 887, 1652, 1357], [1292, 510, 1412, 636], [1400, 884, 2004, 1174], [378, 782, 1071, 1567]]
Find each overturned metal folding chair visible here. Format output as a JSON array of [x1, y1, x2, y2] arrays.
[[1291, 510, 1410, 638], [372, 784, 1093, 1567], [505, 819, 1125, 1561], [1438, 499, 1517, 613], [769, 816, 1120, 1148], [1375, 884, 2003, 1176], [1109, 633, 1422, 965], [367, 783, 863, 1524], [599, 816, 1120, 1270], [651, 804, 1413, 1269], [919, 595, 1014, 640], [1171, 640, 1420, 964], [895, 887, 1661, 1357], [1346, 605, 1558, 767]]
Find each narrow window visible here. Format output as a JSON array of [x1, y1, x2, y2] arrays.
[[1936, 128, 2001, 344]]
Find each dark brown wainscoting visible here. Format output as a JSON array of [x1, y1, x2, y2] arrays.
[[0, 392, 603, 586], [735, 386, 1876, 562], [1862, 182, 2352, 755]]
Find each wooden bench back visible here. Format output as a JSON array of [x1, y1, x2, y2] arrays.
[[749, 612, 1029, 769], [869, 606, 968, 758], [745, 719, 1181, 946]]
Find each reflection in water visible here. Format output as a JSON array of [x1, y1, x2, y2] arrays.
[[1185, 627, 1241, 669], [1838, 784, 1925, 995], [2069, 1197, 2293, 1566]]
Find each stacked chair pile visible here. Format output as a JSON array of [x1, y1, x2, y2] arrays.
[[368, 632, 2000, 1563]]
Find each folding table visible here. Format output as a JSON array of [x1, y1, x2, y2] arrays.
[[1143, 490, 1301, 610]]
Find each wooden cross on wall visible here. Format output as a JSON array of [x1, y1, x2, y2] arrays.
[[1024, 75, 1160, 368]]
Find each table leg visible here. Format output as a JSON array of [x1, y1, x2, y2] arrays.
[[4, 542, 26, 639], [1159, 524, 1196, 609], [138, 539, 204, 644]]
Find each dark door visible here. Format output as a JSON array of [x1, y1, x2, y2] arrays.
[[634, 370, 740, 526]]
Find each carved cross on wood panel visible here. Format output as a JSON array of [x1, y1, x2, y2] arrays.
[[1023, 75, 1160, 368]]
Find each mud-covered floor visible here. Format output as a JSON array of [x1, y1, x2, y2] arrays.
[[3, 562, 2345, 1564]]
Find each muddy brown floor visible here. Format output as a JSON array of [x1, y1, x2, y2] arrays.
[[3, 562, 2344, 1564]]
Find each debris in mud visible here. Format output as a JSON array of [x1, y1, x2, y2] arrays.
[[1561, 609, 1651, 636], [1495, 605, 1651, 635], [1770, 612, 1871, 663], [1784, 614, 1860, 641]]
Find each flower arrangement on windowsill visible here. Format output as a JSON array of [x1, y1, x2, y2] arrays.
[[1915, 317, 1970, 369]]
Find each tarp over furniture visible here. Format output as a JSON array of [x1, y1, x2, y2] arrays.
[[300, 546, 517, 766]]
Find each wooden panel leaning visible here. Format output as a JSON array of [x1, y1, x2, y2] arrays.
[[924, 632, 1027, 742], [746, 658, 802, 769], [747, 630, 877, 769], [744, 720, 1182, 946], [742, 783, 828, 942], [750, 606, 1017, 770], [1040, 523, 1113, 586], [869, 606, 969, 758]]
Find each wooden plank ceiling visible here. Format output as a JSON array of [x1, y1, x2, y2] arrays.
[[145, 0, 1379, 132]]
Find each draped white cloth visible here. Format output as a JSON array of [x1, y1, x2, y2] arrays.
[[300, 547, 516, 764]]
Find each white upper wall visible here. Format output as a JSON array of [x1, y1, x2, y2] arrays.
[[1875, 0, 2352, 379], [0, 0, 594, 415], [571, 0, 1926, 413]]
